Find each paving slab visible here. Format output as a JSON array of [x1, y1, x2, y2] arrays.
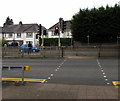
[[2, 83, 119, 99]]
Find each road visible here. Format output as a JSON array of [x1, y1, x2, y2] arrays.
[[2, 58, 118, 86]]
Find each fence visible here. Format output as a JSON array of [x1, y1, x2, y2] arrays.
[[2, 65, 30, 85], [2, 44, 118, 58]]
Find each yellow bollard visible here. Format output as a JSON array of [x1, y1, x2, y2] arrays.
[[24, 66, 30, 71]]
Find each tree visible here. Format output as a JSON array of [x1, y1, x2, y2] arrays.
[[3, 16, 14, 26], [71, 4, 120, 43]]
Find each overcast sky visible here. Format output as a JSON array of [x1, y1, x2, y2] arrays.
[[0, 0, 119, 28]]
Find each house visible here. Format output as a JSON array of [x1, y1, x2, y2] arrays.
[[48, 20, 72, 38], [2, 22, 47, 46]]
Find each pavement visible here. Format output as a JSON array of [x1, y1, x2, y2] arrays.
[[2, 82, 119, 100]]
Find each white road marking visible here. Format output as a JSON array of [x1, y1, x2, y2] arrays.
[[105, 79, 108, 81], [47, 59, 67, 83], [107, 82, 110, 85], [103, 72, 105, 75], [97, 59, 110, 85], [55, 69, 58, 71]]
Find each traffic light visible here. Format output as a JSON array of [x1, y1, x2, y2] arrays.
[[62, 21, 66, 33], [36, 34, 39, 39], [36, 34, 41, 39], [54, 26, 59, 35], [38, 24, 42, 35], [59, 18, 63, 29]]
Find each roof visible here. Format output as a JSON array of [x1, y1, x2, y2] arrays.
[[2, 23, 39, 33], [48, 20, 71, 30]]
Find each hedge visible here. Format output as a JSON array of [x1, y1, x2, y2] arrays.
[[41, 38, 72, 46]]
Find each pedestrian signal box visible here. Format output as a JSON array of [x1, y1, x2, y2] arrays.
[[24, 66, 30, 71]]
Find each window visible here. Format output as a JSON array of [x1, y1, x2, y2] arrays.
[[4, 34, 6, 38], [26, 41, 32, 44], [9, 33, 12, 38], [51, 30, 58, 36], [51, 31, 54, 36], [67, 32, 70, 36], [26, 33, 33, 38], [17, 33, 21, 38]]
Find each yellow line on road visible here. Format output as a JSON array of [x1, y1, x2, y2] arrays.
[[2, 78, 47, 83]]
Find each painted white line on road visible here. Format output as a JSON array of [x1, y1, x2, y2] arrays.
[[97, 59, 110, 85], [103, 72, 105, 75], [55, 69, 58, 71], [56, 59, 67, 70], [61, 63, 64, 65], [47, 59, 67, 83], [107, 82, 110, 85], [105, 79, 108, 81], [98, 64, 101, 67]]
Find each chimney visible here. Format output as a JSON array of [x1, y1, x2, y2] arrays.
[[19, 21, 22, 25]]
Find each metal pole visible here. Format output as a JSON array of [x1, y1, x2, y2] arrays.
[[71, 37, 73, 49], [38, 35, 40, 47], [98, 45, 100, 58], [58, 28, 61, 47], [117, 36, 118, 47], [58, 34, 60, 47], [61, 47, 64, 57], [58, 18, 62, 47], [21, 66, 25, 85], [87, 35, 89, 46], [41, 35, 44, 47]]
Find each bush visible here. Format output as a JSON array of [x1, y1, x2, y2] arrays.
[[2, 39, 7, 46]]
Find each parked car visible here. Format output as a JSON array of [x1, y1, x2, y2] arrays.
[[7, 42, 18, 46], [20, 44, 40, 52]]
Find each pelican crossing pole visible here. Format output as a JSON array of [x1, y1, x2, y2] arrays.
[[22, 66, 30, 85], [58, 17, 64, 47]]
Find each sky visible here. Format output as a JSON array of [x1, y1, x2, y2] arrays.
[[0, 0, 120, 29]]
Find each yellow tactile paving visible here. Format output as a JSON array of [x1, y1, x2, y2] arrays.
[[112, 81, 120, 88], [2, 78, 47, 83]]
